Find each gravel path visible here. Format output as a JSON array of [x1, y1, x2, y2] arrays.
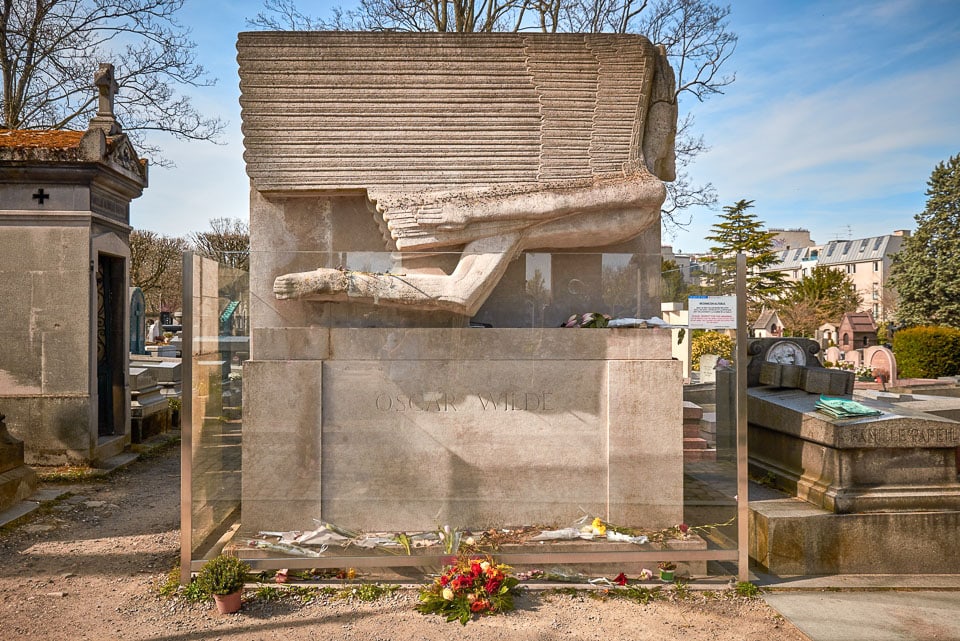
[[0, 446, 809, 641]]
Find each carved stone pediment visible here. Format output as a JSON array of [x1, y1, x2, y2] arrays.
[[76, 129, 148, 187], [105, 135, 148, 183]]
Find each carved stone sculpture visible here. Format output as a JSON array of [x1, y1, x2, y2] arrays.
[[239, 33, 677, 315]]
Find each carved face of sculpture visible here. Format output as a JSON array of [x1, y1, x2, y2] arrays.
[[766, 341, 807, 366]]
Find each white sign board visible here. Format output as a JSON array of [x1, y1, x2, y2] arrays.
[[688, 296, 737, 329]]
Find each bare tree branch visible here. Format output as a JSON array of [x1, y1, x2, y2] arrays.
[[191, 218, 250, 271], [130, 229, 190, 315], [0, 0, 224, 166]]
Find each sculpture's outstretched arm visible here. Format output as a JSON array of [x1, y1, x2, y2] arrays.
[[275, 174, 667, 315], [273, 233, 523, 317]]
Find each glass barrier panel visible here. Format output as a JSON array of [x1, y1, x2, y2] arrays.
[[183, 250, 745, 582], [183, 253, 248, 563]]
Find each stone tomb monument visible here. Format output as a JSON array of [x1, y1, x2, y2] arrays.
[[744, 339, 960, 573], [238, 33, 684, 540], [0, 65, 148, 465]]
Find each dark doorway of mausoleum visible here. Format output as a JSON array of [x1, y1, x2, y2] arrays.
[[96, 254, 125, 437]]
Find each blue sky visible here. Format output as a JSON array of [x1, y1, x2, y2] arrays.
[[129, 0, 960, 255]]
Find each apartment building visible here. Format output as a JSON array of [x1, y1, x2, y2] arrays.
[[765, 230, 910, 322], [817, 232, 908, 323]]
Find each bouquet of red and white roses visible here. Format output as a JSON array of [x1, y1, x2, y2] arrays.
[[417, 555, 521, 625]]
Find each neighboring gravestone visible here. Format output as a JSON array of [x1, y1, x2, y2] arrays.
[[845, 350, 862, 368], [0, 413, 37, 511], [238, 32, 685, 536], [699, 354, 719, 383], [0, 64, 148, 465], [864, 345, 897, 385], [748, 387, 960, 574], [130, 355, 182, 400], [130, 287, 147, 355], [128, 366, 169, 443], [744, 336, 960, 573], [822, 345, 842, 365], [748, 337, 853, 395]]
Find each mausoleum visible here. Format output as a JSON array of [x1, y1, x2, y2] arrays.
[[0, 64, 148, 464]]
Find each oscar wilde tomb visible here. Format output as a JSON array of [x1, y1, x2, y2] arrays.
[[237, 32, 684, 545]]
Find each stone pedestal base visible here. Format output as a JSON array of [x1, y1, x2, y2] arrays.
[[750, 499, 960, 574], [130, 367, 171, 443], [242, 328, 683, 535]]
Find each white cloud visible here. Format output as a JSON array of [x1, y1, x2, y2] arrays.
[[692, 54, 960, 205]]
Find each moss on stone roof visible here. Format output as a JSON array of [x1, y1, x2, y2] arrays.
[[0, 129, 85, 149]]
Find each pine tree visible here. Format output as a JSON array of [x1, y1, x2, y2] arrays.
[[701, 199, 787, 318], [890, 154, 960, 328], [661, 258, 689, 303]]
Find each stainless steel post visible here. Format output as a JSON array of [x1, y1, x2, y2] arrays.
[[736, 253, 749, 582]]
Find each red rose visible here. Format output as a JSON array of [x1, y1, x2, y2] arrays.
[[613, 572, 628, 586], [439, 575, 449, 586], [470, 561, 482, 576], [485, 578, 501, 594], [679, 523, 689, 534]]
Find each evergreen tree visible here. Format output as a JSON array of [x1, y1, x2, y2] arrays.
[[890, 154, 960, 328], [661, 258, 689, 303], [701, 199, 787, 318]]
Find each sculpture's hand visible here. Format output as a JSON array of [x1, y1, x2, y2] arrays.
[[273, 269, 350, 300], [413, 204, 468, 230], [273, 273, 305, 299]]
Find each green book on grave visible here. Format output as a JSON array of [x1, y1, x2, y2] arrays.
[[815, 395, 882, 419]]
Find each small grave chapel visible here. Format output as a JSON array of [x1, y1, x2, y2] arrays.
[[0, 64, 148, 465]]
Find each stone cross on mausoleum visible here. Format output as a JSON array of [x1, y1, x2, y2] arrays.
[[90, 63, 121, 135]]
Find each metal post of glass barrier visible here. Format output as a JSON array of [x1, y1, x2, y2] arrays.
[[736, 253, 749, 582], [179, 251, 194, 585]]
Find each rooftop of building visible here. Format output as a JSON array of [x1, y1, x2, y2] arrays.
[[841, 311, 878, 332], [0, 129, 86, 149], [818, 235, 897, 265]]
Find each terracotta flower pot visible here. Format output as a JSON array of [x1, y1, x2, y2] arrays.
[[213, 590, 242, 614]]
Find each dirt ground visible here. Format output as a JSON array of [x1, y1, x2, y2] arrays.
[[0, 446, 809, 641]]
